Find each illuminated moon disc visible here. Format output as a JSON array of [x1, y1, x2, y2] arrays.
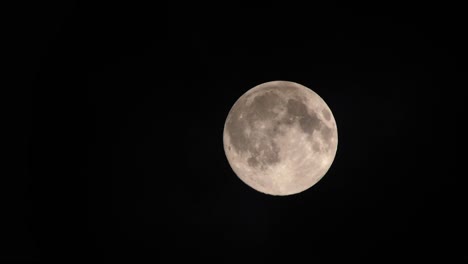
[[223, 80, 338, 196]]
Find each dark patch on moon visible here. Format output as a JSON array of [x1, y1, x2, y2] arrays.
[[262, 141, 280, 165], [320, 124, 333, 143], [280, 116, 295, 126], [322, 108, 331, 121], [225, 93, 260, 154], [313, 142, 320, 152], [267, 118, 288, 138], [247, 156, 259, 167], [299, 114, 321, 134], [225, 108, 250, 153], [286, 99, 321, 134], [247, 140, 281, 170], [251, 91, 281, 117], [286, 99, 308, 117], [245, 91, 282, 128]]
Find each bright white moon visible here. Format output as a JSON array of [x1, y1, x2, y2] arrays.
[[223, 80, 338, 196]]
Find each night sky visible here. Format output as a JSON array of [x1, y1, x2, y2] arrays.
[[10, 1, 466, 262]]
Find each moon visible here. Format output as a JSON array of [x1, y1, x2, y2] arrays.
[[223, 80, 338, 196]]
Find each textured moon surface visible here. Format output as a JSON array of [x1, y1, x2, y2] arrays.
[[223, 81, 338, 196]]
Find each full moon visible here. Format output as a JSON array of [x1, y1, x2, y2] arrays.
[[223, 80, 338, 196]]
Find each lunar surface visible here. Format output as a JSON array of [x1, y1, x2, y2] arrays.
[[223, 80, 338, 196]]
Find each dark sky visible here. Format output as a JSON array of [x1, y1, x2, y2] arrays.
[[9, 1, 466, 262]]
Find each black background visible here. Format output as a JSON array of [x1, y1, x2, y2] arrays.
[[8, 1, 466, 262]]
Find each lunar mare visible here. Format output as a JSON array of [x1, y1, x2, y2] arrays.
[[223, 80, 338, 196]]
